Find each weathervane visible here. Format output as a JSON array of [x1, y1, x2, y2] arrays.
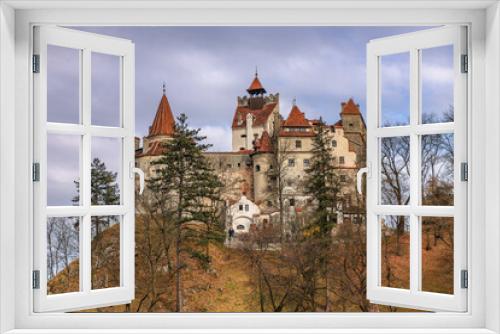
[[162, 81, 166, 95]]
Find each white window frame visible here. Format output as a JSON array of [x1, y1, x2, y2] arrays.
[[32, 26, 136, 312], [0, 1, 499, 333], [366, 26, 467, 312]]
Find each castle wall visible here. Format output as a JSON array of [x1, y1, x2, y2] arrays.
[[204, 152, 254, 202]]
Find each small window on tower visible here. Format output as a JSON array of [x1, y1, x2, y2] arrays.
[[256, 165, 261, 172], [245, 204, 249, 212], [289, 198, 295, 206], [332, 140, 337, 147], [339, 156, 345, 164], [288, 159, 295, 167], [241, 134, 247, 138], [239, 204, 243, 211], [295, 140, 302, 148]]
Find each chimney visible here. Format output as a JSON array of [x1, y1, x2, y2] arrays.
[[246, 113, 254, 150]]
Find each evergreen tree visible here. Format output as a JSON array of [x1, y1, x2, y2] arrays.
[[147, 113, 223, 312], [73, 157, 120, 235], [304, 119, 341, 235], [304, 119, 342, 311]]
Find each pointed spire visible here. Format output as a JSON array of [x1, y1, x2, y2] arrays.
[[148, 85, 175, 137], [255, 131, 273, 153], [292, 97, 297, 106], [247, 69, 266, 95], [283, 103, 310, 127]]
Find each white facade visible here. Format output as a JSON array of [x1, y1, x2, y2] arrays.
[[227, 195, 261, 234]]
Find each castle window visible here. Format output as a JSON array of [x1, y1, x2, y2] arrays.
[[256, 164, 261, 172], [239, 204, 243, 211], [303, 159, 310, 168], [245, 204, 249, 212], [332, 140, 337, 147], [288, 159, 295, 167], [339, 156, 345, 164], [237, 163, 241, 168], [289, 198, 295, 206], [226, 163, 232, 168], [241, 134, 246, 138], [236, 225, 245, 230], [349, 123, 354, 127], [295, 140, 302, 148]]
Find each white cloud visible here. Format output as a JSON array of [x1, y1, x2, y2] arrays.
[[199, 125, 233, 152]]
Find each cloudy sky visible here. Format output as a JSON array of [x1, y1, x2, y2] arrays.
[[77, 26, 447, 148], [47, 26, 454, 205]]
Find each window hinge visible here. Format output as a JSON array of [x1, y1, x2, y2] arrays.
[[461, 269, 468, 289], [461, 54, 468, 73], [32, 54, 40, 73], [32, 270, 40, 289], [461, 162, 468, 182], [32, 162, 40, 182]]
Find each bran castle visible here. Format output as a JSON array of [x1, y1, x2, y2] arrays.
[[135, 73, 366, 236]]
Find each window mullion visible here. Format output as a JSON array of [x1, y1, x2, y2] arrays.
[[81, 48, 92, 293], [409, 47, 421, 293]]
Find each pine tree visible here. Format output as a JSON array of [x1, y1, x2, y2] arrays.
[[304, 119, 341, 235], [147, 113, 223, 312], [73, 157, 120, 235], [304, 119, 341, 311]]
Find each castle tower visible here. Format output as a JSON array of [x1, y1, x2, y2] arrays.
[[232, 71, 279, 151], [142, 84, 176, 154], [247, 71, 266, 110], [339, 98, 366, 166], [252, 131, 274, 204]]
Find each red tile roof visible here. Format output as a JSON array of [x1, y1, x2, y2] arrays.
[[340, 98, 361, 116], [148, 93, 175, 137], [231, 102, 277, 129], [248, 76, 265, 92], [136, 140, 166, 157], [283, 105, 310, 127], [254, 131, 273, 153]]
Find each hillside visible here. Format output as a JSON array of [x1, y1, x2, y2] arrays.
[[48, 219, 452, 312]]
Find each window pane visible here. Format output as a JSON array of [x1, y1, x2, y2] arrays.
[[380, 215, 410, 289], [47, 45, 80, 124], [92, 52, 121, 127], [47, 216, 80, 294], [91, 137, 122, 205], [47, 134, 81, 206], [380, 136, 410, 205], [421, 217, 454, 294], [380, 52, 410, 127], [421, 134, 454, 206], [421, 45, 454, 124], [92, 215, 121, 289]]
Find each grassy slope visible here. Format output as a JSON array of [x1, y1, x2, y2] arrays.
[[49, 225, 452, 312]]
